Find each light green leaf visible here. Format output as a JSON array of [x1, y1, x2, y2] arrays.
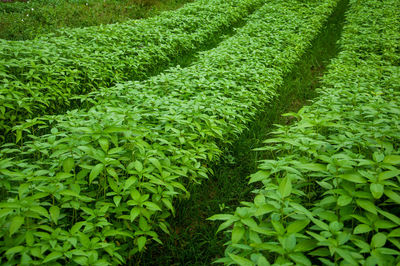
[[5, 246, 24, 256], [43, 251, 62, 263], [50, 206, 60, 224], [63, 157, 75, 173], [370, 183, 384, 199], [249, 171, 270, 184], [356, 199, 377, 215], [149, 158, 162, 172], [130, 208, 141, 222], [339, 173, 366, 183], [98, 138, 109, 152], [371, 233, 386, 248], [384, 190, 400, 204], [279, 176, 292, 198], [208, 214, 234, 221], [10, 216, 24, 236], [383, 155, 400, 165], [288, 252, 311, 266], [137, 236, 146, 252], [143, 202, 162, 211], [337, 195, 352, 206], [287, 219, 310, 234], [353, 224, 372, 234], [89, 164, 104, 184], [228, 253, 254, 266], [232, 225, 245, 244], [30, 206, 49, 218], [378, 170, 400, 181], [113, 196, 122, 207], [134, 161, 143, 172]]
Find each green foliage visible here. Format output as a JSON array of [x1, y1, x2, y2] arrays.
[[0, 0, 339, 264], [0, 0, 262, 142], [0, 0, 192, 40], [212, 0, 400, 264]]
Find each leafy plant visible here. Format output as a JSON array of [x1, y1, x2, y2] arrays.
[[211, 0, 400, 264], [0, 0, 263, 142], [0, 0, 339, 264]]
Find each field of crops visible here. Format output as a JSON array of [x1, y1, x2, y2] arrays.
[[0, 0, 399, 264]]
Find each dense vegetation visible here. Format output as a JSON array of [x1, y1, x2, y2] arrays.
[[0, 0, 262, 141], [1, 0, 399, 265], [0, 0, 192, 40], [0, 0, 341, 264], [211, 0, 400, 264]]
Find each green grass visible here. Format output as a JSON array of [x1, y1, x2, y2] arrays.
[[135, 0, 349, 264], [0, 0, 192, 40]]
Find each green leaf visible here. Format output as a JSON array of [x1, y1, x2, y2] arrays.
[[298, 163, 326, 172], [232, 225, 245, 244], [143, 202, 162, 211], [130, 207, 141, 222], [25, 230, 35, 246], [283, 234, 296, 251], [228, 253, 254, 266], [43, 251, 62, 263], [384, 190, 400, 204], [388, 228, 400, 238], [10, 216, 24, 236], [249, 171, 270, 184], [62, 157, 74, 173], [208, 214, 234, 221], [373, 152, 385, 163], [339, 172, 366, 183], [50, 206, 60, 225], [162, 198, 174, 214], [98, 138, 109, 152], [378, 209, 400, 225], [149, 158, 162, 172], [370, 183, 384, 199], [137, 236, 146, 252], [383, 155, 400, 165], [288, 252, 311, 266], [378, 170, 400, 181], [335, 248, 357, 265], [5, 246, 24, 256], [278, 176, 292, 198], [337, 195, 352, 206], [287, 219, 310, 234], [134, 161, 143, 172], [89, 164, 104, 184], [254, 204, 276, 216], [113, 196, 122, 207], [371, 233, 386, 248], [356, 199, 377, 215], [353, 224, 372, 234], [30, 206, 49, 218], [271, 220, 285, 235], [106, 167, 118, 178]]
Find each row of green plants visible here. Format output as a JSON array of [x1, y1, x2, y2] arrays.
[[0, 0, 192, 40], [211, 0, 400, 264], [0, 0, 340, 264], [0, 0, 263, 141]]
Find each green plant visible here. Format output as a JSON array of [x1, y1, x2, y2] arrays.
[[211, 0, 400, 264], [0, 0, 339, 264], [0, 0, 263, 142]]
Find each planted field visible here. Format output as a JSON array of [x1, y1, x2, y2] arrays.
[[0, 0, 192, 40], [0, 0, 262, 141], [212, 0, 400, 264], [1, 0, 399, 265]]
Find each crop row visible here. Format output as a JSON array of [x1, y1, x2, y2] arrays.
[[211, 0, 400, 265], [0, 0, 263, 140], [0, 0, 339, 264]]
